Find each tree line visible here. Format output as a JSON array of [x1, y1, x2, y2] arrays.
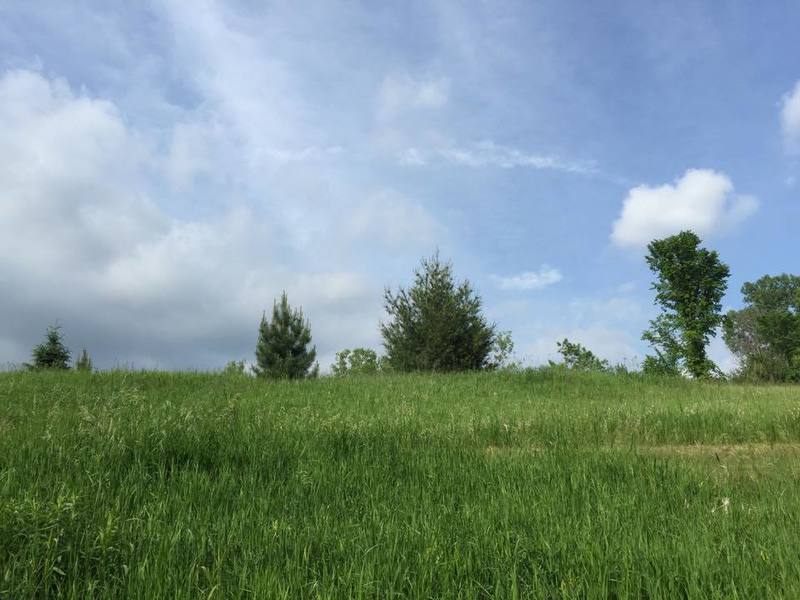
[[22, 230, 800, 382]]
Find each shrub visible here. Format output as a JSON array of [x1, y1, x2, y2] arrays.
[[331, 348, 383, 376]]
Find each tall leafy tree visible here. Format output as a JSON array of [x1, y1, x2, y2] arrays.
[[642, 230, 729, 378], [723, 274, 800, 381], [254, 292, 318, 379], [381, 253, 496, 372], [28, 325, 71, 370]]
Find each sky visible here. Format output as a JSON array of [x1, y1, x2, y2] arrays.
[[1, 0, 799, 371]]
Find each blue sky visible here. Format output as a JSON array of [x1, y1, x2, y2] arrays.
[[1, 0, 799, 370]]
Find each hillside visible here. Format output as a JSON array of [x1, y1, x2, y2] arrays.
[[2, 370, 799, 597]]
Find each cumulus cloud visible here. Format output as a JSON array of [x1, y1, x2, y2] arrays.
[[494, 266, 563, 291], [610, 169, 758, 248], [0, 69, 384, 369], [0, 69, 164, 272], [781, 81, 800, 152]]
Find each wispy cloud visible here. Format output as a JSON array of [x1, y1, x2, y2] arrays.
[[377, 73, 449, 120], [494, 266, 563, 291], [781, 80, 800, 153], [399, 140, 598, 175]]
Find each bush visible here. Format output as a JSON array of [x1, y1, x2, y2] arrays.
[[331, 348, 383, 376], [549, 338, 611, 373], [222, 360, 249, 376]]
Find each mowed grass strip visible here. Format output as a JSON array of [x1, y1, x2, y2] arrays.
[[1, 370, 799, 598]]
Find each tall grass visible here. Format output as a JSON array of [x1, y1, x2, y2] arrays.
[[1, 370, 799, 598]]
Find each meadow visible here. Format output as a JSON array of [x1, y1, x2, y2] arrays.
[[1, 370, 800, 598]]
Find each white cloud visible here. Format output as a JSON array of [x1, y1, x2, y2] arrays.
[[377, 73, 449, 120], [159, 0, 342, 170], [398, 140, 598, 175], [0, 69, 165, 271], [494, 266, 563, 291], [440, 141, 596, 173], [347, 190, 442, 250], [611, 169, 758, 248], [0, 69, 384, 369], [781, 81, 800, 153]]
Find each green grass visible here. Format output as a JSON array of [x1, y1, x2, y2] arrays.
[[1, 370, 799, 598]]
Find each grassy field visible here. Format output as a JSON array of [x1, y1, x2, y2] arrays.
[[1, 370, 800, 598]]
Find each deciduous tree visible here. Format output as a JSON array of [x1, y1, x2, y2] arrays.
[[723, 274, 800, 381], [331, 348, 382, 376], [642, 231, 729, 378]]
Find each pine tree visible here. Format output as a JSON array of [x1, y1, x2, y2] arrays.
[[75, 348, 93, 372], [254, 292, 318, 379], [28, 325, 71, 370], [381, 252, 496, 372]]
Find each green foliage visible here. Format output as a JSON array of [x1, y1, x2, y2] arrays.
[[381, 253, 496, 372], [254, 292, 318, 379], [641, 315, 683, 376], [222, 360, 249, 376], [642, 231, 729, 378], [487, 330, 518, 370], [723, 274, 800, 382], [549, 338, 611, 372], [2, 370, 800, 597], [27, 325, 71, 371], [330, 348, 383, 376], [75, 348, 93, 373]]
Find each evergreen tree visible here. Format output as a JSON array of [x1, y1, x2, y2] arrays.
[[75, 348, 93, 372], [381, 253, 496, 372], [28, 325, 71, 370], [642, 231, 729, 378], [254, 292, 318, 379]]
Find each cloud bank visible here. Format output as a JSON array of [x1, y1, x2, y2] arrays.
[[0, 69, 421, 369]]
